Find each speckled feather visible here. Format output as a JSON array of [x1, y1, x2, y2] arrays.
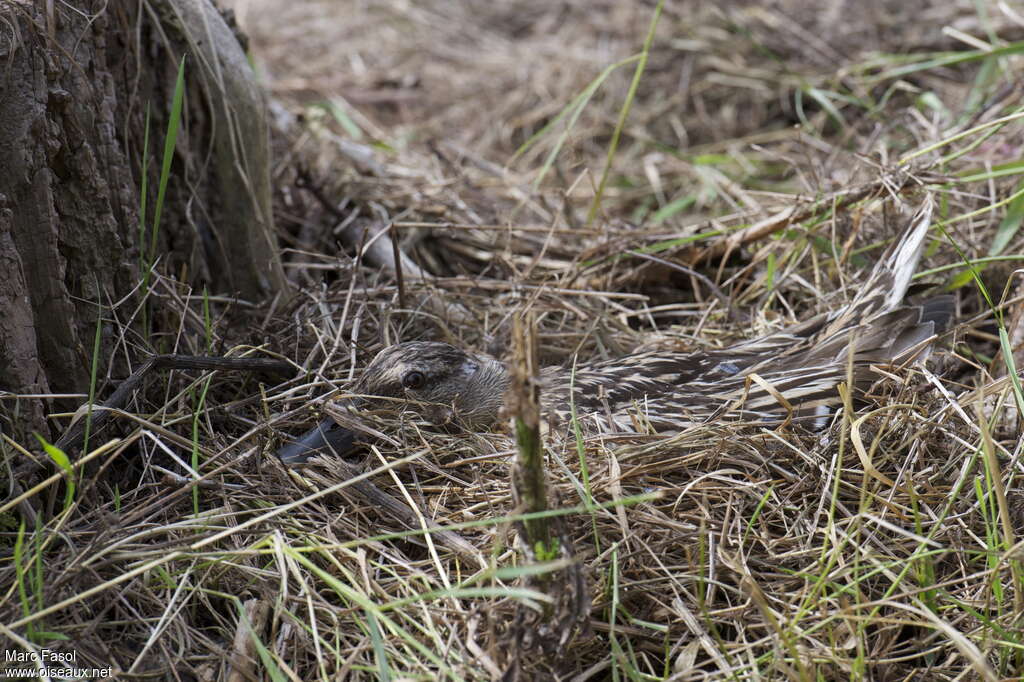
[[335, 199, 948, 437]]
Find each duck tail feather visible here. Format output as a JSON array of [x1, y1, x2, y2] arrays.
[[883, 196, 934, 309]]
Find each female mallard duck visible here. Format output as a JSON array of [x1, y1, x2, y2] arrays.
[[278, 198, 950, 464]]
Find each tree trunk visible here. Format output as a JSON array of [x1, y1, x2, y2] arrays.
[[0, 0, 284, 440]]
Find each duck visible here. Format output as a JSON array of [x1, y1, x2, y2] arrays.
[[277, 198, 951, 464]]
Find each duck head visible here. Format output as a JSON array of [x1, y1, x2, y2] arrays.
[[277, 342, 509, 464]]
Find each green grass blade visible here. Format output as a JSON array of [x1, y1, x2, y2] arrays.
[[150, 55, 187, 265], [586, 0, 664, 226], [35, 434, 74, 511], [83, 300, 103, 454]]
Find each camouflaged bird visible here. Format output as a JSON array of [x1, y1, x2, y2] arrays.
[[278, 198, 950, 463]]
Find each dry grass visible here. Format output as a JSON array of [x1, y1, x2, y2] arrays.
[[5, 0, 1024, 679]]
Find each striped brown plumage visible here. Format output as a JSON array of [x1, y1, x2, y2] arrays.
[[277, 199, 950, 463]]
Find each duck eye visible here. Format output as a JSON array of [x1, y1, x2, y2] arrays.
[[402, 370, 426, 389]]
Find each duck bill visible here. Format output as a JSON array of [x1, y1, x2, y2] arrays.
[[276, 417, 359, 465]]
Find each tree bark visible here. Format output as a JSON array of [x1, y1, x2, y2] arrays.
[[0, 0, 284, 439]]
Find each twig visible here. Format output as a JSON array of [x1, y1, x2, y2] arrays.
[[690, 176, 921, 266], [54, 354, 293, 457], [390, 222, 406, 310]]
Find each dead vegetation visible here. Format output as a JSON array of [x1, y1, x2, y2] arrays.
[[4, 0, 1024, 679]]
